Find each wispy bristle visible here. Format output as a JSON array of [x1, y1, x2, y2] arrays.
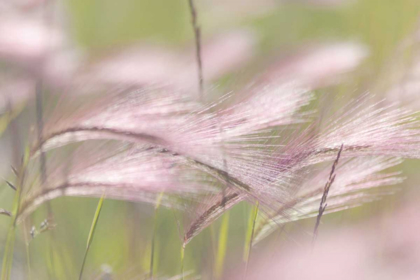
[[24, 88, 420, 245], [184, 189, 245, 246], [253, 156, 404, 244], [18, 142, 218, 223]]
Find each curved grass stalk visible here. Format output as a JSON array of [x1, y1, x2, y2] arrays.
[[79, 194, 106, 280], [184, 191, 244, 246]]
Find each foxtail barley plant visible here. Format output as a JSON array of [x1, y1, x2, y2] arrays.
[[1, 0, 420, 279]]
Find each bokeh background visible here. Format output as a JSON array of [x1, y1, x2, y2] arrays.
[[1, 0, 420, 279]]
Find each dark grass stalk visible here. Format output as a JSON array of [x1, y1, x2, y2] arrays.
[[184, 0, 235, 217], [79, 194, 105, 280], [187, 0, 233, 210], [184, 192, 243, 246], [312, 144, 343, 246], [244, 201, 259, 277], [187, 0, 204, 100]]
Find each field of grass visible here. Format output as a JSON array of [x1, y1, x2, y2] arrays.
[[1, 1, 420, 279]]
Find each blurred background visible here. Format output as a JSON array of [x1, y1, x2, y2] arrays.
[[1, 0, 420, 279]]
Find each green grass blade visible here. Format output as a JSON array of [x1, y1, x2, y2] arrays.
[[1, 187, 20, 280], [1, 222, 16, 280], [150, 192, 164, 279], [243, 202, 259, 276], [180, 244, 185, 280], [214, 212, 230, 279], [79, 194, 105, 280], [1, 146, 28, 280]]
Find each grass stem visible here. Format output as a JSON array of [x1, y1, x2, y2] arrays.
[[79, 194, 105, 280], [214, 212, 229, 279], [244, 201, 259, 277]]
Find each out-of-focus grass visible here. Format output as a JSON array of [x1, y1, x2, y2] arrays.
[[66, 0, 191, 50], [1, 0, 420, 279]]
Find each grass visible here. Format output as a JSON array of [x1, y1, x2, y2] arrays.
[[244, 201, 259, 276], [1, 145, 30, 280], [78, 194, 105, 280], [150, 192, 164, 279], [214, 212, 230, 279], [1, 1, 420, 279]]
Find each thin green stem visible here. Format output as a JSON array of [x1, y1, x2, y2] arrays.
[[150, 193, 163, 279], [244, 202, 259, 277], [1, 216, 17, 280], [180, 244, 185, 280], [1, 145, 29, 280], [1, 177, 22, 280], [79, 194, 105, 280], [214, 213, 230, 279]]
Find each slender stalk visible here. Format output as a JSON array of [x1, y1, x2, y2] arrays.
[[244, 202, 259, 277], [312, 144, 343, 246], [214, 213, 230, 279], [187, 0, 204, 100], [1, 194, 19, 280], [150, 193, 164, 279], [79, 194, 105, 280], [149, 219, 157, 279], [180, 244, 185, 280], [1, 161, 26, 280], [1, 133, 28, 280]]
